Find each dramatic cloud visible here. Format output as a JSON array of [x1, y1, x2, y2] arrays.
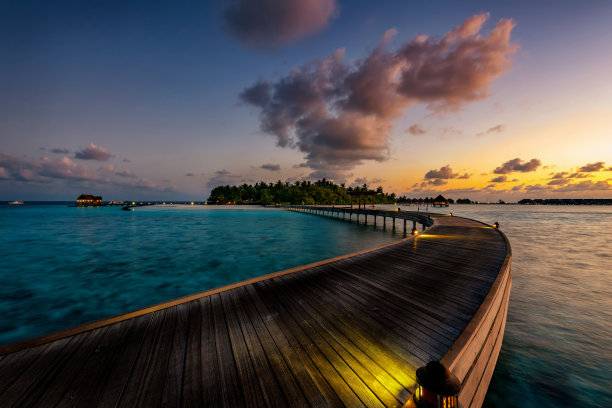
[[74, 143, 111, 161], [550, 171, 569, 179], [424, 165, 470, 180], [427, 179, 448, 186], [241, 13, 518, 177], [51, 148, 70, 154], [579, 161, 605, 172], [476, 125, 505, 137], [0, 151, 164, 192], [555, 180, 611, 192], [407, 124, 427, 135], [223, 0, 337, 48], [547, 178, 570, 186], [493, 158, 541, 174], [260, 163, 281, 171], [490, 175, 508, 183], [425, 165, 458, 179]]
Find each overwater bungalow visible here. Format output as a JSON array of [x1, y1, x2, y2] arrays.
[[76, 194, 102, 206], [432, 194, 450, 207]]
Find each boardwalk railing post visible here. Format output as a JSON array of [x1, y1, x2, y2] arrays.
[[403, 219, 407, 234]]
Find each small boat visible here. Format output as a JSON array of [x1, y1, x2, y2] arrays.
[[8, 201, 24, 205], [122, 206, 134, 211]]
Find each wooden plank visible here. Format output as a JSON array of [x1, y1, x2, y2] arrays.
[[245, 284, 344, 407], [74, 314, 152, 407], [254, 280, 368, 408], [211, 293, 245, 407], [265, 278, 408, 406], [0, 346, 44, 395], [220, 290, 267, 408], [21, 325, 113, 407], [181, 298, 204, 406], [160, 303, 189, 407], [232, 286, 309, 407], [259, 279, 388, 408], [0, 334, 87, 406], [199, 296, 223, 406], [115, 309, 173, 406], [226, 288, 303, 407]]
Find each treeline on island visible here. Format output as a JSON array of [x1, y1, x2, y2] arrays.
[[207, 179, 476, 205]]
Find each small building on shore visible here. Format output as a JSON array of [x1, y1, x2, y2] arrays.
[[432, 194, 449, 207], [76, 194, 102, 206]]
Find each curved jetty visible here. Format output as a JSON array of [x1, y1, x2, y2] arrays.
[[0, 207, 511, 408]]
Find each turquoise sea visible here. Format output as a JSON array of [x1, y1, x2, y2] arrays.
[[1, 203, 610, 407]]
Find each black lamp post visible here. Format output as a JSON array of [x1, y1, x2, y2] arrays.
[[493, 221, 500, 229], [403, 361, 461, 408]]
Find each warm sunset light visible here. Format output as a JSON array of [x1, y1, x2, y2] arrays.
[[0, 1, 610, 202], [1, 3, 611, 408]]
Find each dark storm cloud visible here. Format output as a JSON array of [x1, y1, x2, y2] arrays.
[[223, 0, 337, 48], [493, 158, 541, 174], [241, 13, 518, 178], [74, 143, 112, 161], [260, 163, 281, 171]]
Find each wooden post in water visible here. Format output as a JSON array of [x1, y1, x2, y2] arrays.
[[404, 219, 407, 234], [383, 216, 386, 228], [365, 214, 368, 225]]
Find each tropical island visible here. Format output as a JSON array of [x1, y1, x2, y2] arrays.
[[207, 179, 475, 205]]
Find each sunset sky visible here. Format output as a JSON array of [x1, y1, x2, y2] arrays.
[[1, 0, 611, 201]]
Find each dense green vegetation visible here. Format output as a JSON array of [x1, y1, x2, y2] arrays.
[[207, 179, 476, 205], [208, 179, 396, 205]]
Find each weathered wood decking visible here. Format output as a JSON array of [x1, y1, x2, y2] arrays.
[[0, 207, 511, 408]]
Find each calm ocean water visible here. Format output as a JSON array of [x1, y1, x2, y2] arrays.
[[1, 203, 610, 407], [0, 204, 399, 346], [440, 205, 611, 408]]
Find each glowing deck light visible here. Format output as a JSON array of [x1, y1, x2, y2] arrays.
[[403, 361, 460, 408], [494, 222, 500, 229], [412, 227, 419, 235]]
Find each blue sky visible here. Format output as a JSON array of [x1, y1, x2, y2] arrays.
[[1, 0, 611, 200]]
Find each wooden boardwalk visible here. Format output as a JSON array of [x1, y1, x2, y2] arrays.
[[0, 207, 511, 408]]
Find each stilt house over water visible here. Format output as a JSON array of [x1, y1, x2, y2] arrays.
[[433, 194, 449, 207], [76, 194, 102, 206]]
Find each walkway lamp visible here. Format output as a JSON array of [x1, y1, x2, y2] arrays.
[[404, 361, 461, 408], [493, 222, 500, 229], [412, 227, 419, 235]]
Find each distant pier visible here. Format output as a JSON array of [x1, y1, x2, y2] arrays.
[[0, 206, 511, 408]]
